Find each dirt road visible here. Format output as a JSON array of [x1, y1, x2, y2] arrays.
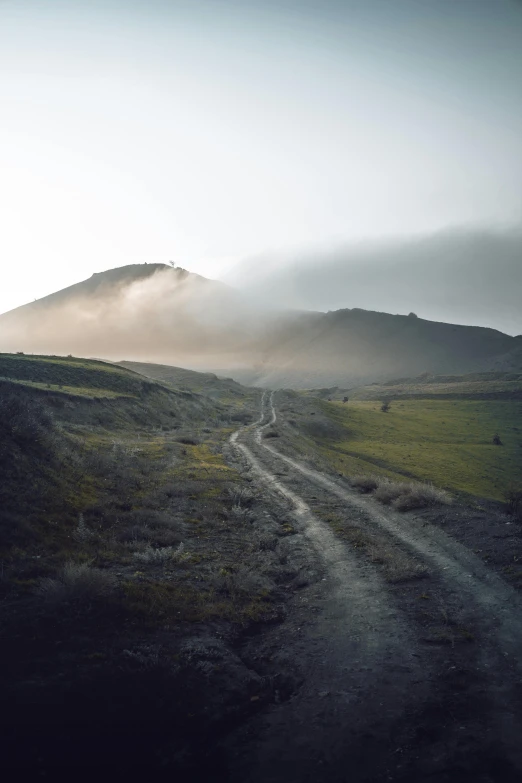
[[226, 391, 522, 782]]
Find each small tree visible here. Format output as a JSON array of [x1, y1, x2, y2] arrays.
[[342, 396, 349, 403], [381, 400, 391, 413], [493, 434, 503, 446]]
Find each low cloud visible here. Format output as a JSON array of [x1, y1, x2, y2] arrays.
[[229, 226, 522, 336], [0, 265, 272, 367]]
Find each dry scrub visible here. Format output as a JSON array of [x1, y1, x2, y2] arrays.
[[37, 562, 115, 607], [350, 474, 452, 511]]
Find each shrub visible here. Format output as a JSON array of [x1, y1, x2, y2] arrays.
[[381, 400, 391, 413], [176, 435, 200, 446], [263, 429, 280, 438], [133, 543, 185, 563], [374, 481, 405, 505], [391, 483, 452, 511], [227, 485, 257, 508], [38, 562, 115, 606], [350, 475, 379, 493], [492, 434, 503, 446], [350, 475, 452, 510]]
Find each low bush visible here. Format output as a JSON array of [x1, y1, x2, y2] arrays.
[[374, 482, 404, 505], [351, 475, 379, 493], [392, 483, 452, 511], [350, 475, 452, 510], [37, 562, 115, 606], [133, 543, 185, 564], [227, 485, 257, 508]]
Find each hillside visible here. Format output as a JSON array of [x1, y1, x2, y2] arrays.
[[0, 263, 254, 368], [118, 360, 248, 404], [3, 352, 522, 779], [318, 371, 522, 402], [1, 264, 521, 388], [230, 228, 522, 337], [2, 353, 304, 773], [240, 308, 520, 388]]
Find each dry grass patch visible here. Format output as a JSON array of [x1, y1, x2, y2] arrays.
[[37, 561, 115, 607], [367, 543, 428, 583], [133, 543, 187, 564], [350, 475, 379, 493], [352, 474, 452, 511], [392, 483, 452, 511]]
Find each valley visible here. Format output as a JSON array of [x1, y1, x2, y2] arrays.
[[1, 264, 521, 389], [1, 352, 521, 779], [3, 2, 522, 779]]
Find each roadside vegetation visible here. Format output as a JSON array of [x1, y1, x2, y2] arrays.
[[0, 353, 301, 772], [350, 475, 452, 510], [280, 392, 522, 503]]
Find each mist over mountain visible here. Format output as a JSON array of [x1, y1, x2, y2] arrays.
[[229, 228, 522, 336], [0, 264, 270, 370], [1, 260, 521, 388]]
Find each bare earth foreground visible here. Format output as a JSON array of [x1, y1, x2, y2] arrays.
[[222, 392, 522, 783]]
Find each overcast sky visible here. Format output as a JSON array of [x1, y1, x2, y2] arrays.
[[1, 0, 521, 318]]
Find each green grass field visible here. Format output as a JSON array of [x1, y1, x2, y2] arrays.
[[0, 353, 148, 397], [317, 398, 522, 501]]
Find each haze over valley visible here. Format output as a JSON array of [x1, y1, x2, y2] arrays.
[[2, 0, 522, 780], [1, 259, 520, 389]]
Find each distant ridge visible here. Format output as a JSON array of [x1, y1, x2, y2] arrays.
[[0, 263, 520, 388]]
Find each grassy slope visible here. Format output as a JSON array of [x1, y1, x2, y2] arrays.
[[118, 360, 251, 407], [0, 353, 264, 610], [0, 353, 146, 397], [312, 397, 521, 501], [2, 353, 299, 769], [348, 371, 522, 401]]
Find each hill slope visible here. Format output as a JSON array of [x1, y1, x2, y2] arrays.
[[1, 264, 520, 388], [236, 308, 520, 388], [0, 263, 254, 368]]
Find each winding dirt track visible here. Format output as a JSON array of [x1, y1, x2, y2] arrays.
[[227, 391, 522, 782]]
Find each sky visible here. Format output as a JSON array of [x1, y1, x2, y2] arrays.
[[1, 0, 521, 318]]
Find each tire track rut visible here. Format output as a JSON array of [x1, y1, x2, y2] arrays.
[[226, 391, 522, 782]]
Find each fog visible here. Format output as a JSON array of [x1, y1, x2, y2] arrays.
[[228, 227, 522, 336], [0, 266, 275, 369]]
